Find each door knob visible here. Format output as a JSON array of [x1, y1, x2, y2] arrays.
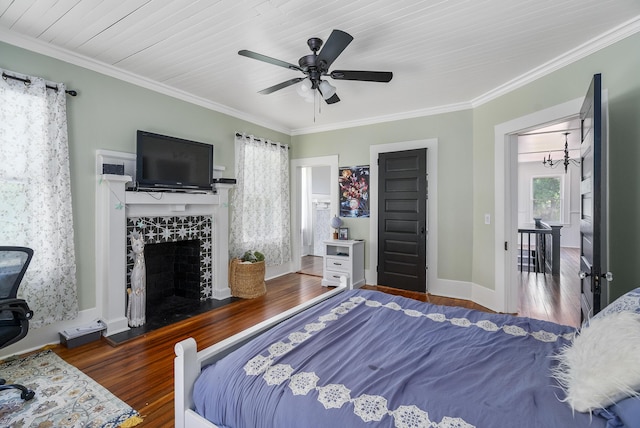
[[602, 272, 614, 282], [578, 271, 613, 281]]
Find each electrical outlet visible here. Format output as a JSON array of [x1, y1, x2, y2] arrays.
[[484, 214, 491, 225]]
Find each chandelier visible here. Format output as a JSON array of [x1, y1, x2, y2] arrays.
[[542, 132, 580, 173]]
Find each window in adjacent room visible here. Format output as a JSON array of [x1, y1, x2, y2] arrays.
[[531, 175, 564, 223]]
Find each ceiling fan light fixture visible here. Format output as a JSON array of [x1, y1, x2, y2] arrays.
[[240, 29, 392, 107], [296, 78, 312, 97], [319, 80, 336, 100]]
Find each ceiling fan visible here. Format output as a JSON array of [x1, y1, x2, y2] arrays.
[[238, 29, 393, 104]]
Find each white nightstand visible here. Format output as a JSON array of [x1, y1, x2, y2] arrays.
[[321, 240, 365, 289]]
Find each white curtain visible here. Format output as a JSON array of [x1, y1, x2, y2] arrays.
[[0, 70, 78, 328], [229, 134, 290, 266]]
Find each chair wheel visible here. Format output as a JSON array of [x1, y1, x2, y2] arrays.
[[21, 389, 35, 400]]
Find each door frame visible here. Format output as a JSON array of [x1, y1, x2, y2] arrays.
[[369, 139, 438, 289], [494, 94, 609, 313], [290, 155, 339, 273]]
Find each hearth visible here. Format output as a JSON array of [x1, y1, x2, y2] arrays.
[[105, 294, 237, 345], [114, 232, 236, 346]]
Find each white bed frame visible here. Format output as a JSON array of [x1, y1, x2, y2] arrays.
[[174, 285, 347, 428]]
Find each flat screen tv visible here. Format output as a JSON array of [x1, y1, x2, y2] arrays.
[[136, 130, 213, 191]]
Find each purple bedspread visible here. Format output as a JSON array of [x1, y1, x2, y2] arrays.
[[194, 289, 607, 428]]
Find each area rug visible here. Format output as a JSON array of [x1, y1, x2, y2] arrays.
[[0, 350, 142, 427]]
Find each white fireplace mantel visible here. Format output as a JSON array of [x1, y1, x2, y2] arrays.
[[95, 173, 233, 336]]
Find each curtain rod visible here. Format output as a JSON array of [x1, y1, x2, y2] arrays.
[[235, 132, 289, 149], [2, 72, 78, 96]]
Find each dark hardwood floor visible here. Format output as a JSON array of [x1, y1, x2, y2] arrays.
[[518, 247, 581, 327], [362, 284, 494, 312], [302, 252, 581, 327], [41, 251, 578, 427]]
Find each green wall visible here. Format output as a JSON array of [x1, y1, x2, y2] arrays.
[[291, 110, 474, 280], [471, 33, 640, 300], [0, 41, 291, 311]]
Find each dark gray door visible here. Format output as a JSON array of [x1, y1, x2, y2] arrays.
[[377, 149, 427, 292], [579, 73, 607, 321]]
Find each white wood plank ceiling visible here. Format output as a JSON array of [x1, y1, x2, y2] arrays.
[[1, 0, 639, 134]]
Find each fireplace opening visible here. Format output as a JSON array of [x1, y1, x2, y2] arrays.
[[113, 232, 235, 345], [145, 239, 201, 304], [121, 239, 235, 344], [140, 239, 202, 326], [111, 215, 237, 345]]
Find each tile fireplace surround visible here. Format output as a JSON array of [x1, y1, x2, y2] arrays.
[[125, 216, 213, 302], [96, 168, 232, 337]]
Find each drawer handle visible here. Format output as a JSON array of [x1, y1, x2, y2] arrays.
[[332, 262, 342, 266], [332, 275, 341, 279]]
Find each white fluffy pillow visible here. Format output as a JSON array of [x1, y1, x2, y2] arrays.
[[551, 311, 640, 412]]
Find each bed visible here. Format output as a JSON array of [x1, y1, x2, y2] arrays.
[[175, 286, 640, 428]]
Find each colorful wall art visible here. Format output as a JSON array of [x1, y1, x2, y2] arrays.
[[339, 165, 369, 218]]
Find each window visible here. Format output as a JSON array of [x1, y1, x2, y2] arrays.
[[531, 175, 563, 223], [0, 71, 78, 327], [229, 134, 291, 265]]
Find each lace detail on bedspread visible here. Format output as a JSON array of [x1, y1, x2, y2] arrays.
[[363, 297, 572, 342], [242, 295, 570, 427]]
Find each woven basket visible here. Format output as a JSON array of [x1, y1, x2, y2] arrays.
[[229, 258, 266, 299]]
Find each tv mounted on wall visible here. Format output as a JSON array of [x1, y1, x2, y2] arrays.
[[136, 130, 213, 191]]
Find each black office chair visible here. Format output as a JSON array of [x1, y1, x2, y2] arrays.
[[0, 246, 35, 400]]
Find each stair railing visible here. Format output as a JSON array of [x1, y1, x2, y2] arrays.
[[517, 219, 562, 274]]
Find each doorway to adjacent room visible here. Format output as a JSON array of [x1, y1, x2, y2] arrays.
[[496, 75, 609, 325], [515, 118, 582, 327], [290, 155, 340, 276]]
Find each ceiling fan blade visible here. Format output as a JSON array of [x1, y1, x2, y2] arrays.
[[258, 78, 304, 94], [324, 93, 340, 104], [330, 70, 393, 82], [316, 30, 353, 70], [238, 50, 303, 72]]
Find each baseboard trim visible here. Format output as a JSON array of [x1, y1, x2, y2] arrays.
[[429, 279, 502, 313], [0, 307, 101, 359]]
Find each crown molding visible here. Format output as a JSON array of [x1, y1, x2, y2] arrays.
[[289, 15, 640, 135], [471, 15, 640, 108], [0, 28, 291, 136], [290, 101, 472, 135], [2, 14, 639, 137]]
